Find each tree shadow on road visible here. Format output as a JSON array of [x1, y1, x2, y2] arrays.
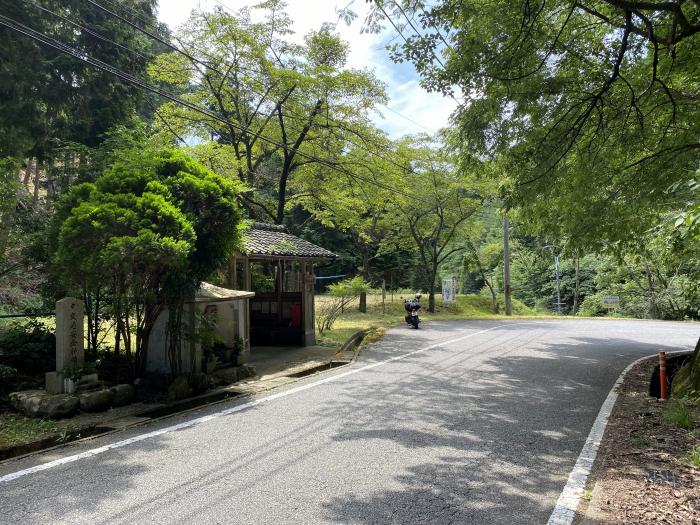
[[319, 332, 686, 524]]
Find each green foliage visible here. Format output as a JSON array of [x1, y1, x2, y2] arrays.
[[688, 446, 700, 468], [148, 2, 386, 223], [0, 414, 71, 449], [317, 277, 370, 333], [0, 320, 56, 377], [0, 158, 20, 273], [328, 276, 371, 299], [50, 147, 244, 376], [0, 0, 161, 160], [370, 1, 700, 252], [664, 400, 694, 430], [0, 364, 18, 395]]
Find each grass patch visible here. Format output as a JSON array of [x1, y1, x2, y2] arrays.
[[632, 436, 651, 447], [315, 293, 546, 347], [582, 489, 593, 501], [0, 414, 74, 449], [688, 445, 700, 468], [664, 400, 695, 430]]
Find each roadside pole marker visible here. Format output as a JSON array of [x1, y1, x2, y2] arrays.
[[547, 349, 691, 525], [0, 323, 518, 484]]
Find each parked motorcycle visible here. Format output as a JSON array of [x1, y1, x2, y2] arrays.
[[404, 293, 422, 329]]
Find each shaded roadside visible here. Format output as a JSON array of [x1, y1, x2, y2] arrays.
[[577, 356, 700, 524]]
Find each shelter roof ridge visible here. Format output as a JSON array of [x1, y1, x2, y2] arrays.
[[243, 223, 337, 259]]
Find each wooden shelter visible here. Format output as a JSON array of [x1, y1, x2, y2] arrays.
[[227, 223, 336, 349]]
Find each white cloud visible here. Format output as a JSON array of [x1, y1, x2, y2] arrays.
[[156, 0, 457, 138]]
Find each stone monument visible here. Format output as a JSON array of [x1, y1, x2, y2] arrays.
[[45, 297, 85, 394]]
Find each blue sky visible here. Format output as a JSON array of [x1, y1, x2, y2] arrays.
[[157, 0, 456, 138]]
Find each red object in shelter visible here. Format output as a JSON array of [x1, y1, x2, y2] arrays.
[[290, 303, 302, 328]]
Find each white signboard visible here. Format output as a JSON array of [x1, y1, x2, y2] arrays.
[[442, 276, 457, 303], [602, 295, 620, 309]]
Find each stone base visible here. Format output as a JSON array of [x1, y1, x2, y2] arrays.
[[109, 384, 136, 407], [9, 390, 79, 419], [78, 389, 113, 412]]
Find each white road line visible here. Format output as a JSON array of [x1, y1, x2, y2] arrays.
[[0, 323, 517, 484], [547, 349, 689, 525]]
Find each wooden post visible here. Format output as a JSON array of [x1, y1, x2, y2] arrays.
[[382, 279, 386, 315], [243, 257, 251, 291], [503, 217, 512, 316]]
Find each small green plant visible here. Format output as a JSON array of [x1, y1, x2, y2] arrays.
[[632, 436, 651, 447], [233, 336, 245, 356], [191, 311, 220, 360], [316, 277, 370, 334], [582, 489, 593, 501], [664, 400, 694, 430], [56, 429, 79, 444], [688, 445, 700, 468]]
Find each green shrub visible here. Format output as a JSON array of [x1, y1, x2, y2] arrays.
[[688, 445, 700, 468], [664, 400, 694, 429], [0, 364, 18, 394], [0, 320, 55, 376], [317, 277, 369, 333], [578, 293, 607, 316]]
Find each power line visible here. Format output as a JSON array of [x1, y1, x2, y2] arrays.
[[382, 105, 437, 133], [89, 0, 443, 145], [85, 0, 222, 75], [27, 2, 423, 176], [24, 0, 154, 64], [377, 1, 460, 105], [391, 0, 447, 70], [0, 12, 433, 205]]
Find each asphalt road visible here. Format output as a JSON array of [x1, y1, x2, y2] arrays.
[[0, 319, 697, 524]]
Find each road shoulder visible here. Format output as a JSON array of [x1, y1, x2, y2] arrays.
[[577, 356, 700, 524]]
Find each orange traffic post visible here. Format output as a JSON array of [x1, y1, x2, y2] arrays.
[[659, 352, 668, 400]]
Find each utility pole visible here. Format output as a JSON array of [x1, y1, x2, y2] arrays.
[[503, 217, 512, 316], [554, 255, 562, 315]]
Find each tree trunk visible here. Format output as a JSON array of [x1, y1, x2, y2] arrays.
[[484, 279, 499, 314], [33, 160, 41, 202], [23, 158, 34, 186], [645, 264, 658, 319], [428, 281, 436, 313], [572, 254, 580, 315], [358, 246, 369, 313]]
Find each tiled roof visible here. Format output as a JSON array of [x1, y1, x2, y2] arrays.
[[242, 223, 337, 259]]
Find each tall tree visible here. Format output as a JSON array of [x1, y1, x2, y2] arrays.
[[293, 127, 397, 312], [149, 2, 386, 224], [388, 137, 481, 312], [358, 1, 699, 250], [0, 0, 162, 160]]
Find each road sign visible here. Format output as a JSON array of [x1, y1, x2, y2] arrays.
[[602, 295, 620, 309], [442, 276, 457, 303]]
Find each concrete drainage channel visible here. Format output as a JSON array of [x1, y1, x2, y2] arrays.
[[284, 361, 350, 378], [0, 359, 353, 463]]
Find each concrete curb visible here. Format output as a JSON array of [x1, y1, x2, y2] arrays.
[[547, 350, 692, 525], [338, 328, 374, 354]]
